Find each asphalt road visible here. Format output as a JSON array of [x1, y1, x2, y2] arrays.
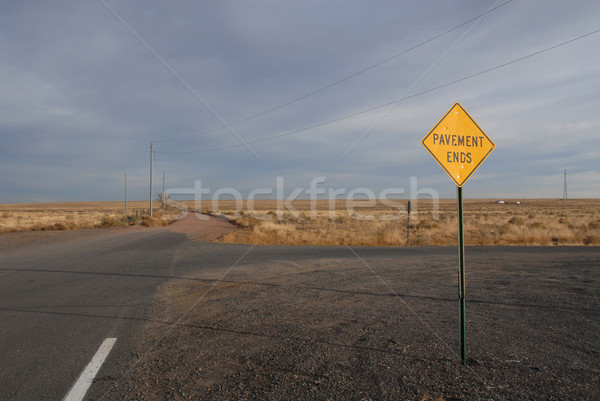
[[0, 227, 188, 400], [0, 221, 413, 400], [1, 220, 599, 400]]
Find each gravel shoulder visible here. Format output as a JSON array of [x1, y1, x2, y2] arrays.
[[107, 246, 600, 400]]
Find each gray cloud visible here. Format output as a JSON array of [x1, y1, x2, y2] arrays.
[[1, 0, 599, 203]]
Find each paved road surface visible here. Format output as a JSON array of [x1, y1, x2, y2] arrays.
[[0, 213, 233, 400], [1, 213, 598, 400]]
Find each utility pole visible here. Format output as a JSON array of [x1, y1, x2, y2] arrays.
[[562, 169, 568, 201], [162, 170, 166, 212], [150, 142, 154, 216], [124, 172, 127, 215]]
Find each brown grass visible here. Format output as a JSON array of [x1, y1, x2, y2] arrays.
[[0, 201, 180, 233], [192, 198, 600, 247], [2, 199, 598, 246]]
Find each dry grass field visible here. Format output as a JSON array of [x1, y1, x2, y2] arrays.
[[188, 198, 600, 247], [0, 201, 178, 233], [1, 198, 598, 246]]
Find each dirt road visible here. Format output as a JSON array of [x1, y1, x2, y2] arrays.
[[168, 212, 237, 241]]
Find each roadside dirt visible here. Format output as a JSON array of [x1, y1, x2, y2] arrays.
[[106, 247, 600, 400]]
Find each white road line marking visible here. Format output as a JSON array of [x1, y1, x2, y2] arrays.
[[63, 338, 117, 401]]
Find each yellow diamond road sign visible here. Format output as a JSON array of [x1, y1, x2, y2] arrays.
[[422, 103, 494, 187]]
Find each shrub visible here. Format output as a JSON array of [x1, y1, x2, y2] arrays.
[[334, 215, 348, 224], [588, 221, 600, 230], [232, 214, 261, 229], [141, 215, 160, 227], [100, 216, 125, 228], [417, 219, 439, 230], [508, 217, 524, 225], [583, 234, 600, 245]]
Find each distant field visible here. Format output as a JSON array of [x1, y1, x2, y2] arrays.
[[192, 198, 600, 246], [1, 198, 599, 246], [0, 201, 176, 232]]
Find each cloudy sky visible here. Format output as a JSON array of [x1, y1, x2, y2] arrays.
[[1, 0, 599, 203]]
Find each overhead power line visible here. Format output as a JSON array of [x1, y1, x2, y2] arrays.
[[157, 28, 600, 155], [152, 0, 514, 143]]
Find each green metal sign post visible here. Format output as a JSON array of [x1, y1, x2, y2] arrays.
[[457, 186, 466, 364], [422, 103, 495, 366]]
